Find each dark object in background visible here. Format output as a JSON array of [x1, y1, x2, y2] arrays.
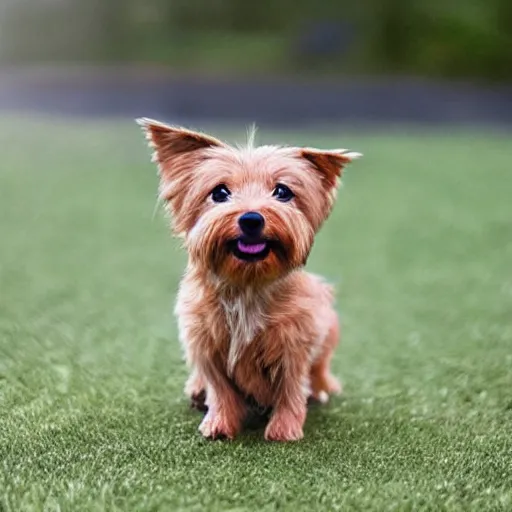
[[293, 20, 355, 63]]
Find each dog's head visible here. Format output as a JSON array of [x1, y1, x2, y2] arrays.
[[138, 119, 361, 285]]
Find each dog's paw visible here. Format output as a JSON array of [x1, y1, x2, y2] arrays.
[[325, 374, 342, 395], [199, 411, 239, 440], [310, 390, 330, 404], [264, 411, 304, 442], [310, 374, 342, 403]]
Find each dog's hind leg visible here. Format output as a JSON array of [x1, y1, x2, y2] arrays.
[[309, 312, 342, 403]]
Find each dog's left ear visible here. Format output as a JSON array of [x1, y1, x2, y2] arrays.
[[300, 148, 362, 190]]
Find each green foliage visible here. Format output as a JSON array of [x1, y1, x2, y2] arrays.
[[0, 0, 510, 79], [1, 118, 511, 510], [363, 0, 512, 79]]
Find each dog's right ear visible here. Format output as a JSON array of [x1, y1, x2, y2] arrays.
[[137, 118, 227, 233], [136, 118, 226, 200]]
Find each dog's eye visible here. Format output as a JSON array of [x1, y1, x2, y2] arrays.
[[273, 183, 294, 202], [210, 184, 231, 203]]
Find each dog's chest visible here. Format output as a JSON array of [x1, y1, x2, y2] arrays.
[[221, 291, 268, 374]]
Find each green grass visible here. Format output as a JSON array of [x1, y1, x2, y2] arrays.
[[1, 118, 511, 511]]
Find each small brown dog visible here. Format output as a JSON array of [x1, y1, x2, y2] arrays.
[[138, 118, 361, 441]]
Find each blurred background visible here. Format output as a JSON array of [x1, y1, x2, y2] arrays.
[[0, 0, 511, 124], [1, 4, 512, 508]]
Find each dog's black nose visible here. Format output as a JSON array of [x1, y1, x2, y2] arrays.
[[238, 211, 265, 237]]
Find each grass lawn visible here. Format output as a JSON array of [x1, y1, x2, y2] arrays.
[[1, 117, 511, 511]]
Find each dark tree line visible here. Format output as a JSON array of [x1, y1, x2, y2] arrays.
[[1, 0, 511, 80]]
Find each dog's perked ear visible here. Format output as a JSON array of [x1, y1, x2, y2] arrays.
[[297, 147, 362, 229], [136, 118, 226, 232], [136, 117, 226, 187], [300, 148, 362, 191]]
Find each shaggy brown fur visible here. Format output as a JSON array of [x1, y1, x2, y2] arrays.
[[138, 118, 361, 441]]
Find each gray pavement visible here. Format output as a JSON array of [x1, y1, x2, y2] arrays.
[[1, 66, 511, 127]]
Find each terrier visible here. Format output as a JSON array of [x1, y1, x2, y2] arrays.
[[137, 119, 361, 441]]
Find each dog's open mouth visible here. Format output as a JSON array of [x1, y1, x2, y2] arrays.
[[238, 239, 267, 255], [228, 237, 272, 262]]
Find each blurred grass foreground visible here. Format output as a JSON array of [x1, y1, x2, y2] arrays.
[[1, 0, 512, 80]]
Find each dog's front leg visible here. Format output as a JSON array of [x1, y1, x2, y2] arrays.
[[265, 354, 308, 442], [197, 357, 246, 440]]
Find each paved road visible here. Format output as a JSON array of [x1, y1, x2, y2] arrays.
[[1, 67, 512, 127]]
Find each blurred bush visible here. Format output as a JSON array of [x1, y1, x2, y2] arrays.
[[0, 0, 510, 80]]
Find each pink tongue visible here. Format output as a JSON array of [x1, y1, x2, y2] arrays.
[[237, 240, 267, 254]]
